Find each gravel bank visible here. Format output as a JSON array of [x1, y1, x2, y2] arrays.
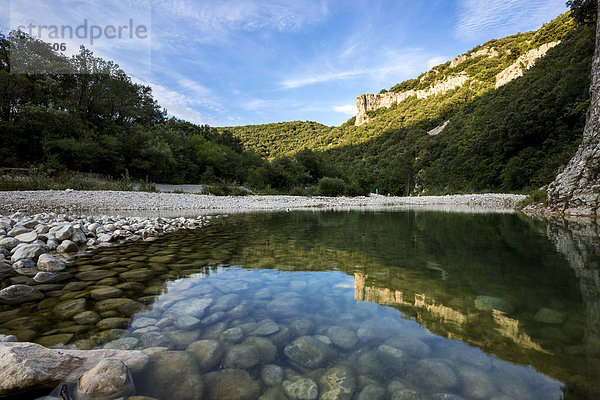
[[0, 191, 526, 215]]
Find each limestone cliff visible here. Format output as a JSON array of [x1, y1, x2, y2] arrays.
[[547, 7, 600, 217], [355, 42, 561, 126]]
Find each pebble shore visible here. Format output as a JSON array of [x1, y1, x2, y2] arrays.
[[0, 190, 526, 214]]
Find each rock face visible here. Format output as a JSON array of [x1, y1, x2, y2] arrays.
[[547, 7, 600, 217], [0, 342, 148, 396], [355, 41, 560, 126]]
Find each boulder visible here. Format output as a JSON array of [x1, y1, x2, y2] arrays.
[[284, 336, 331, 368], [0, 237, 20, 250], [327, 326, 358, 350], [261, 364, 284, 387], [166, 298, 213, 318], [0, 284, 44, 304], [284, 378, 319, 400], [76, 358, 135, 400], [187, 339, 224, 371], [314, 366, 356, 400], [406, 359, 458, 391], [137, 351, 204, 400], [14, 231, 37, 244], [376, 344, 405, 374], [11, 244, 44, 262], [204, 368, 260, 400], [12, 259, 39, 276], [37, 254, 66, 272], [57, 240, 79, 254], [0, 342, 147, 396]]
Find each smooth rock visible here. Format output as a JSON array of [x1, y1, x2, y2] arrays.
[[76, 358, 135, 400], [137, 351, 204, 400], [33, 271, 58, 283], [376, 344, 405, 373], [0, 284, 44, 304], [53, 225, 73, 241], [37, 254, 66, 272], [327, 326, 358, 350], [0, 237, 19, 250], [385, 337, 431, 359], [11, 244, 45, 262], [187, 339, 224, 371], [220, 327, 245, 343], [12, 259, 38, 276], [14, 231, 37, 243], [175, 315, 201, 330], [166, 298, 213, 318], [224, 343, 262, 369], [284, 336, 331, 369], [204, 368, 260, 400], [57, 240, 79, 254], [457, 366, 495, 399], [55, 299, 87, 319], [97, 318, 129, 330], [262, 364, 284, 387], [253, 319, 280, 336], [73, 311, 101, 325], [357, 384, 386, 400], [90, 287, 124, 301], [131, 317, 157, 329], [406, 359, 458, 391], [284, 378, 319, 400], [104, 337, 140, 350]]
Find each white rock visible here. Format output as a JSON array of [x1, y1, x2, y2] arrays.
[[37, 254, 66, 272]]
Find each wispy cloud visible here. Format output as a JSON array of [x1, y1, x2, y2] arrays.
[[427, 56, 449, 69], [455, 0, 567, 40], [333, 104, 356, 115]]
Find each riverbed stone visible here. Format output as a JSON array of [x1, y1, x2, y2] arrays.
[[284, 336, 331, 369], [253, 319, 280, 336], [95, 298, 144, 315], [259, 387, 288, 400], [138, 351, 203, 400], [175, 315, 201, 330], [0, 237, 19, 250], [457, 366, 495, 399], [224, 342, 262, 369], [0, 284, 44, 304], [205, 368, 260, 400], [357, 384, 386, 400], [327, 326, 358, 350], [220, 327, 245, 343], [76, 358, 135, 400], [244, 336, 277, 362], [266, 296, 304, 316], [314, 366, 356, 400], [35, 333, 74, 348], [11, 243, 45, 262], [90, 287, 124, 301], [474, 296, 513, 314], [166, 298, 213, 318], [14, 231, 37, 243], [535, 308, 567, 324], [57, 240, 78, 253], [262, 364, 284, 387], [406, 359, 458, 391], [33, 271, 58, 283], [290, 318, 314, 336], [73, 311, 101, 325], [284, 378, 319, 400], [55, 298, 87, 319], [385, 337, 431, 359], [36, 254, 66, 272], [430, 394, 466, 400], [76, 270, 118, 281], [167, 330, 200, 347], [131, 317, 157, 329], [11, 259, 38, 276], [104, 337, 140, 350], [97, 317, 129, 330], [120, 268, 153, 282], [52, 225, 73, 241], [140, 332, 170, 348], [187, 339, 224, 371], [8, 226, 30, 236], [376, 344, 405, 373]]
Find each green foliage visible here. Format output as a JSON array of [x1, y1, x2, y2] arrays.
[[317, 177, 347, 196], [567, 0, 597, 24], [518, 190, 548, 207]]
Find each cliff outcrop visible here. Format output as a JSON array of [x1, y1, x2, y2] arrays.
[[355, 42, 561, 126], [547, 8, 600, 217]]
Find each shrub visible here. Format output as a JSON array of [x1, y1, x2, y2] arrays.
[[317, 177, 346, 196]]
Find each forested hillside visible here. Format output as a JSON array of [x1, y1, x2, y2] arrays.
[[226, 13, 594, 195]]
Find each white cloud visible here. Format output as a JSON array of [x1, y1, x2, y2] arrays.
[[333, 104, 356, 115], [455, 0, 568, 40]]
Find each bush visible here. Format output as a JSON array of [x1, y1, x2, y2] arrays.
[[317, 177, 347, 196]]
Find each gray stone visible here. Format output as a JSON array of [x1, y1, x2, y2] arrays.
[[0, 334, 18, 342], [376, 344, 405, 373], [104, 337, 140, 350], [36, 254, 66, 272], [57, 240, 79, 253], [220, 327, 245, 343], [262, 364, 284, 387], [97, 318, 129, 330], [73, 311, 101, 325], [244, 336, 277, 363], [210, 293, 241, 312], [284, 378, 319, 400], [140, 332, 170, 348], [205, 368, 260, 400], [535, 308, 567, 324], [0, 284, 44, 304], [52, 225, 73, 241], [174, 315, 201, 330], [70, 231, 87, 245], [474, 295, 513, 314], [166, 298, 213, 318], [76, 358, 135, 400], [253, 319, 280, 336], [224, 343, 262, 369], [385, 337, 431, 359], [327, 326, 358, 350], [457, 366, 495, 399], [90, 287, 124, 301], [12, 259, 38, 276], [11, 244, 45, 262], [137, 351, 203, 400], [14, 231, 37, 243], [0, 237, 20, 250], [7, 225, 30, 237], [166, 330, 200, 347], [289, 318, 314, 336], [33, 271, 58, 283], [430, 394, 466, 400], [131, 317, 157, 329], [259, 387, 288, 400], [406, 359, 458, 391], [187, 339, 224, 371], [284, 336, 331, 369]]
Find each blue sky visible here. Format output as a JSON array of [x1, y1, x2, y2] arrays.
[[2, 0, 568, 127]]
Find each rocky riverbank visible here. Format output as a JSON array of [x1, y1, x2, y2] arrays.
[[0, 190, 526, 214]]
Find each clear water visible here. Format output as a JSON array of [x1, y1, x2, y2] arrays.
[[1, 211, 599, 400]]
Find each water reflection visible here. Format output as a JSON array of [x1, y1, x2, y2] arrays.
[[0, 211, 598, 399]]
